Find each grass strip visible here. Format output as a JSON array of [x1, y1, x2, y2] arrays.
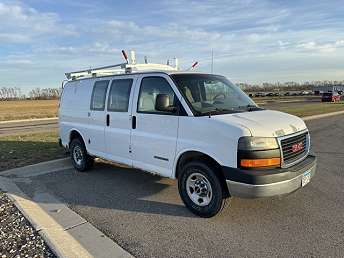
[[0, 130, 66, 171]]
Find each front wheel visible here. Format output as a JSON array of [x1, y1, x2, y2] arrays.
[[178, 161, 226, 218]]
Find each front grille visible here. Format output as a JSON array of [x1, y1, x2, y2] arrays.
[[280, 132, 308, 166]]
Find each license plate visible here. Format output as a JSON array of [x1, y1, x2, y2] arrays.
[[302, 171, 311, 187]]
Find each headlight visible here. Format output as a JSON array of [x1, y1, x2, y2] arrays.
[[238, 137, 279, 151]]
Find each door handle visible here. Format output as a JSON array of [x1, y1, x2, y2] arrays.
[[106, 114, 110, 126], [132, 116, 136, 129]]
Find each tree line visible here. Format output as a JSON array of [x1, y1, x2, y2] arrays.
[[0, 87, 61, 100]]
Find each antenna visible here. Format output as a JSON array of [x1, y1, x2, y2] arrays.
[[186, 61, 199, 71], [192, 61, 198, 69], [175, 58, 179, 70], [211, 49, 214, 74], [122, 50, 128, 63], [130, 50, 136, 64]]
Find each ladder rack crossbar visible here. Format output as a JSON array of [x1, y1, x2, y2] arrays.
[[65, 63, 178, 81], [65, 62, 128, 80]]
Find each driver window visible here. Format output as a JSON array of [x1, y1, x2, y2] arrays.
[[138, 77, 176, 114]]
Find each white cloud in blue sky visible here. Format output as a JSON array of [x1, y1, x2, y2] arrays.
[[1, 0, 344, 90]]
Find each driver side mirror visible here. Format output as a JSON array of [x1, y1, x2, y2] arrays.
[[155, 94, 177, 113]]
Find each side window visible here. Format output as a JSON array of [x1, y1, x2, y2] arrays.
[[90, 80, 109, 110], [107, 79, 133, 112], [137, 77, 176, 114]]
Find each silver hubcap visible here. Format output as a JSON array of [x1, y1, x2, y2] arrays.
[[186, 172, 213, 206], [73, 145, 83, 166]]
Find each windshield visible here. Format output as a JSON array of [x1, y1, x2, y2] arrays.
[[171, 73, 259, 116]]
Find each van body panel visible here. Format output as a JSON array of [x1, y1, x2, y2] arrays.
[[212, 110, 307, 137], [59, 79, 93, 148], [130, 73, 183, 177], [172, 116, 251, 177]]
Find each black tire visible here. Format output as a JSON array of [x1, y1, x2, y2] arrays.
[[70, 138, 94, 172], [178, 161, 225, 218]]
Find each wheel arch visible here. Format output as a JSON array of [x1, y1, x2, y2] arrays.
[[174, 150, 230, 198], [69, 129, 86, 148]]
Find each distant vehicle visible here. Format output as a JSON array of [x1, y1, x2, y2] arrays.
[[254, 92, 265, 97], [301, 91, 311, 96], [59, 50, 317, 217], [338, 90, 343, 95], [291, 92, 299, 96], [266, 93, 274, 97], [322, 92, 341, 102], [284, 92, 290, 96], [274, 92, 280, 96]]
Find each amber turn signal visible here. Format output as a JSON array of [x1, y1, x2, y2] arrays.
[[240, 158, 281, 168]]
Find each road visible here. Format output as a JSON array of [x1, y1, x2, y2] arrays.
[[0, 118, 58, 136], [12, 115, 344, 257]]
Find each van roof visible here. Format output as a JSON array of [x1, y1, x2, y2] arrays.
[[65, 70, 223, 83], [64, 58, 225, 82]]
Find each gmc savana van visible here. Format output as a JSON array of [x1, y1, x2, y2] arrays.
[[59, 54, 317, 217]]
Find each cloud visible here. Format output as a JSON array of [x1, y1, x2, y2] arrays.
[[297, 40, 344, 53], [0, 2, 75, 44], [34, 42, 120, 56], [0, 33, 31, 43], [2, 0, 344, 89], [106, 20, 222, 42]]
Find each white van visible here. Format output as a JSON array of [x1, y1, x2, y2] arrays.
[[59, 59, 317, 217]]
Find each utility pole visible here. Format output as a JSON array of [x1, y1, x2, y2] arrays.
[[211, 49, 214, 74]]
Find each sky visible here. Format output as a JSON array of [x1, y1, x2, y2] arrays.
[[1, 0, 344, 91]]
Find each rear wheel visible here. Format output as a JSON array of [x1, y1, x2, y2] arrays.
[[178, 161, 226, 218], [70, 138, 94, 172]]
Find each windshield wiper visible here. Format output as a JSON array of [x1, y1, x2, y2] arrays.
[[203, 108, 238, 117], [237, 104, 263, 111]]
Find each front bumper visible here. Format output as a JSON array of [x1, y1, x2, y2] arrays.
[[223, 154, 317, 198]]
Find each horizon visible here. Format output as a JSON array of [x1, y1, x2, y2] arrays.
[[1, 0, 344, 91]]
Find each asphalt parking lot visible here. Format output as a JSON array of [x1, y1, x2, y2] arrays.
[[13, 115, 344, 258]]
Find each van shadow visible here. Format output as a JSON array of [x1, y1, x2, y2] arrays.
[[18, 160, 195, 218]]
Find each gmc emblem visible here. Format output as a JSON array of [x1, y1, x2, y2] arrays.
[[292, 142, 304, 152]]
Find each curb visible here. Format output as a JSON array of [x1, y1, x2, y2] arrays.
[[302, 110, 344, 121], [0, 172, 134, 258], [0, 158, 72, 177], [0, 176, 91, 258], [0, 117, 58, 124]]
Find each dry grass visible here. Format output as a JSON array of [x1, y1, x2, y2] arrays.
[[0, 100, 58, 121], [0, 130, 66, 171], [270, 102, 344, 117]]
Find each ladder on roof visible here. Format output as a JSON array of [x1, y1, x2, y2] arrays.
[[65, 50, 179, 81]]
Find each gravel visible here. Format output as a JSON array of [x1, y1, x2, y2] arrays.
[[0, 191, 56, 258]]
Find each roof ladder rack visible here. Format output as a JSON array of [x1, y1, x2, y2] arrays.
[[65, 50, 179, 81], [65, 62, 129, 80]]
